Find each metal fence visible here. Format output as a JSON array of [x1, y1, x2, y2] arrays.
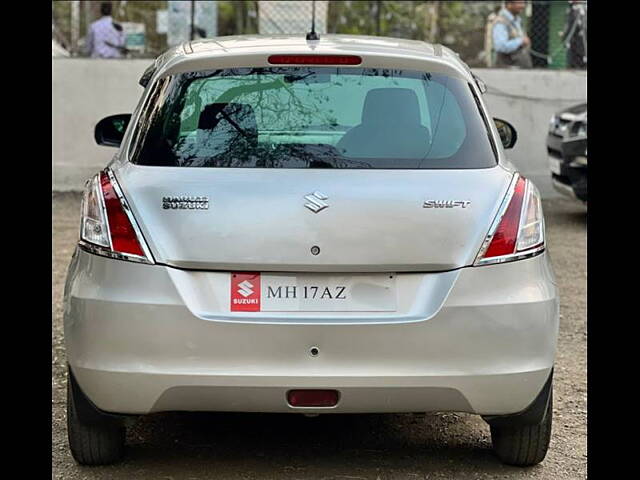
[[52, 1, 586, 69]]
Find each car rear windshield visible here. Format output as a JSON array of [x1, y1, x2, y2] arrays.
[[130, 67, 497, 169]]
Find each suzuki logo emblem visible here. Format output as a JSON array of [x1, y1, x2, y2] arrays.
[[304, 191, 329, 213], [237, 280, 254, 297]]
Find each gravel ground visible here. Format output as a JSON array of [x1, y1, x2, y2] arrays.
[[52, 192, 586, 479]]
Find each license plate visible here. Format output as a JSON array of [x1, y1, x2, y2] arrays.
[[549, 156, 562, 175], [230, 273, 397, 312]]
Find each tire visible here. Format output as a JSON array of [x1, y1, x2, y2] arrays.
[[490, 390, 553, 467], [67, 379, 125, 465]]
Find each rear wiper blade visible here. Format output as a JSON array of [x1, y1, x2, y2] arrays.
[[284, 73, 314, 83]]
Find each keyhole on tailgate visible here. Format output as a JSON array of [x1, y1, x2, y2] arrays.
[[310, 246, 320, 256], [309, 346, 320, 357]]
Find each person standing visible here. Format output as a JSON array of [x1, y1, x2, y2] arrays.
[[562, 0, 587, 69], [85, 2, 126, 59], [491, 1, 533, 68]]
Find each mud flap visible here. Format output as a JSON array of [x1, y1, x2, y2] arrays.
[[67, 365, 135, 427], [482, 368, 553, 428]]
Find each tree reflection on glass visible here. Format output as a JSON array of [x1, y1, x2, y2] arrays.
[[132, 67, 496, 170]]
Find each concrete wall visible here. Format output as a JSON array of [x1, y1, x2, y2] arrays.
[[53, 59, 586, 197], [53, 59, 149, 191]]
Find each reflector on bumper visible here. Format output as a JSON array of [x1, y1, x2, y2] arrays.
[[287, 390, 340, 407]]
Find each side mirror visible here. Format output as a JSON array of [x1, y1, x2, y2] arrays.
[[94, 114, 131, 147], [493, 118, 517, 149]]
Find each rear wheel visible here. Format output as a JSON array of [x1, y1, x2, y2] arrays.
[[490, 390, 553, 466], [67, 379, 125, 465]]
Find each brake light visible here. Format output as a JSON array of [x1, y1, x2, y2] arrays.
[[482, 177, 526, 258], [79, 170, 153, 264], [268, 54, 362, 65], [475, 174, 545, 265], [99, 172, 144, 256]]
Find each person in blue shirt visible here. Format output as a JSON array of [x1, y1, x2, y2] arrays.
[[491, 1, 533, 68]]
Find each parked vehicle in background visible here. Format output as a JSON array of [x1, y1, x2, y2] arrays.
[[547, 103, 587, 203], [64, 34, 559, 468]]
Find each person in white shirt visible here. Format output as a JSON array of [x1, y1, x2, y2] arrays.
[[85, 2, 126, 59]]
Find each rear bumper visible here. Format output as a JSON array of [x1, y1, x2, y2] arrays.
[[70, 367, 552, 416], [64, 248, 559, 416]]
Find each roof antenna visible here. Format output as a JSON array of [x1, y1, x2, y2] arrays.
[[306, 0, 320, 40]]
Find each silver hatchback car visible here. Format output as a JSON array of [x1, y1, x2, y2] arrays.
[[64, 35, 559, 467]]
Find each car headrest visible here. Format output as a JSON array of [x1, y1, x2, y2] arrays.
[[361, 88, 422, 126], [198, 103, 258, 140]]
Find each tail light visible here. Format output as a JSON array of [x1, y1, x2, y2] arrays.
[[79, 169, 154, 264], [474, 174, 545, 266]]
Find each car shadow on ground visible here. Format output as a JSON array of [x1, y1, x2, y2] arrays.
[[82, 411, 544, 478]]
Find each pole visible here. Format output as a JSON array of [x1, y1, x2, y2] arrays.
[[190, 0, 195, 41], [429, 1, 440, 43], [71, 0, 80, 55]]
